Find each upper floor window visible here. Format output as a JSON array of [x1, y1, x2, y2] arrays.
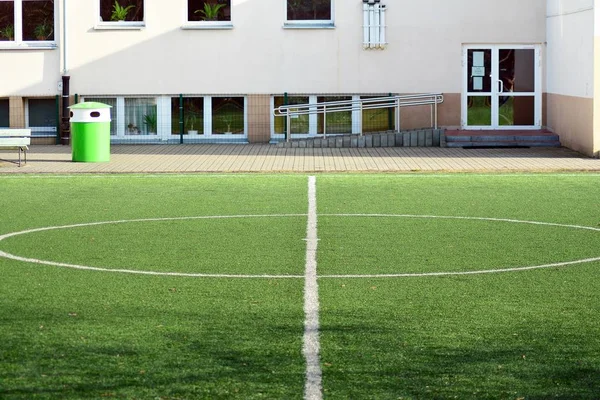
[[286, 0, 333, 27], [184, 0, 232, 29], [0, 0, 55, 47], [98, 0, 144, 28]]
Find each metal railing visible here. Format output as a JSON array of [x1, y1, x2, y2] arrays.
[[274, 93, 444, 141]]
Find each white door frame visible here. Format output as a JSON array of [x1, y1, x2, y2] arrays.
[[462, 44, 542, 130]]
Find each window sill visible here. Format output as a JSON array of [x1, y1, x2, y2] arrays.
[[283, 22, 335, 29], [0, 42, 58, 50], [181, 23, 234, 30], [95, 22, 145, 30]]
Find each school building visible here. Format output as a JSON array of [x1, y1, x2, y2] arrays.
[[1, 0, 598, 157]]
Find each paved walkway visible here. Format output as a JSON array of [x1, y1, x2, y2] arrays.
[[0, 144, 599, 174]]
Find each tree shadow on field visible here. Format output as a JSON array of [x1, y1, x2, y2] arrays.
[[0, 319, 305, 399], [320, 320, 600, 399]]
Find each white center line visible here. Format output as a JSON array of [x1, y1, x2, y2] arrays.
[[303, 175, 322, 400]]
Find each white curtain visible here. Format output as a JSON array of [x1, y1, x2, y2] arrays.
[[124, 98, 156, 135]]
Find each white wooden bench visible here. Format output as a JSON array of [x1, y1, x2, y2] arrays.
[[0, 129, 31, 167]]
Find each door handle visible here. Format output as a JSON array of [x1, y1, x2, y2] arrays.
[[489, 75, 504, 93]]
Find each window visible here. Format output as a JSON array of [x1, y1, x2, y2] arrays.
[[286, 0, 333, 26], [361, 96, 395, 133], [0, 0, 55, 46], [317, 96, 351, 134], [274, 96, 309, 136], [124, 98, 156, 135], [99, 0, 144, 27], [28, 98, 57, 137], [212, 97, 244, 135], [0, 99, 9, 127], [171, 97, 204, 135], [187, 0, 231, 23]]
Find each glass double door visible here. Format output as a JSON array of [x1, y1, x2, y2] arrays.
[[462, 45, 541, 129]]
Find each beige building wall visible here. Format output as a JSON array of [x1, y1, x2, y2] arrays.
[[62, 0, 545, 95], [546, 0, 597, 156], [3, 0, 548, 142]]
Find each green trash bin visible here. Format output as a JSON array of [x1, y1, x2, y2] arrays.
[[69, 102, 112, 162]]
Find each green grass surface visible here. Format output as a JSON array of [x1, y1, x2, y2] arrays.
[[1, 173, 599, 399]]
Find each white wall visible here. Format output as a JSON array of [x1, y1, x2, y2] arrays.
[[546, 0, 594, 98], [1, 0, 547, 97], [0, 51, 61, 96], [66, 0, 546, 95]]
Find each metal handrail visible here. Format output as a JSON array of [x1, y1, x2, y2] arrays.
[[274, 93, 444, 141]]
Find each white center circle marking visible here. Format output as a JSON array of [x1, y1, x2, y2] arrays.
[[0, 214, 598, 279]]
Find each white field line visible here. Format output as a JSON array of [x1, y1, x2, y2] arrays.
[[0, 215, 306, 279], [0, 213, 598, 279], [303, 176, 323, 400]]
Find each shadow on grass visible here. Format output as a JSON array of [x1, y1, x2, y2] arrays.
[[0, 322, 305, 399], [320, 321, 600, 399]]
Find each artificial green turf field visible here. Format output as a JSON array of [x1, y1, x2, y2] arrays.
[[1, 173, 599, 399]]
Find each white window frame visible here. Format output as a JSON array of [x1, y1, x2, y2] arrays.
[[0, 0, 57, 49], [182, 0, 233, 30], [95, 0, 145, 30], [82, 95, 248, 142], [284, 0, 334, 29]]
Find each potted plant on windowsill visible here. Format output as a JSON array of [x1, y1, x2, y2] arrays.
[[0, 24, 14, 41], [185, 114, 198, 135], [111, 0, 135, 22], [195, 2, 226, 21], [34, 21, 53, 41], [143, 112, 157, 135], [220, 114, 233, 134]]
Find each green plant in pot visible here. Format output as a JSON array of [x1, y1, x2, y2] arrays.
[[143, 112, 157, 134], [111, 0, 135, 21], [185, 113, 198, 134], [0, 24, 14, 41], [195, 2, 226, 21], [34, 21, 53, 40]]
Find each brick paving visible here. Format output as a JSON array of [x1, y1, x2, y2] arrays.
[[0, 144, 599, 174]]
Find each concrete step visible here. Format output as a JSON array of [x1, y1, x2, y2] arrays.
[[444, 131, 561, 148]]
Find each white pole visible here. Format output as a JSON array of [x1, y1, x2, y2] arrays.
[[363, 3, 370, 49], [373, 4, 380, 49], [369, 4, 375, 49], [379, 5, 386, 49]]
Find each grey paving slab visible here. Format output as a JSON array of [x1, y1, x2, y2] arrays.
[[0, 144, 598, 174]]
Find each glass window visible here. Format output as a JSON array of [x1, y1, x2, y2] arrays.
[[212, 97, 244, 135], [317, 96, 351, 134], [187, 0, 231, 22], [0, 99, 9, 127], [124, 98, 156, 135], [287, 0, 332, 22], [1, 0, 55, 43], [100, 0, 144, 23], [28, 98, 57, 137], [274, 96, 309, 135], [361, 96, 395, 133], [84, 97, 117, 135], [0, 2, 15, 41], [171, 97, 204, 135]]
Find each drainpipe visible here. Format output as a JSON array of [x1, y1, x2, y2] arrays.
[[61, 75, 70, 145], [60, 0, 70, 145]]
